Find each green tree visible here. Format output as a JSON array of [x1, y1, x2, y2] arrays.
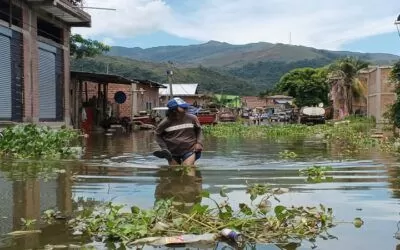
[[327, 57, 369, 115], [258, 88, 278, 98], [275, 67, 329, 107], [70, 34, 110, 59]]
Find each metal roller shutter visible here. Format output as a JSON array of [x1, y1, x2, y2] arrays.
[[11, 30, 23, 122], [39, 44, 56, 120], [0, 33, 12, 120]]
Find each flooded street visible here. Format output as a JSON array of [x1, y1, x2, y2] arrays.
[[0, 130, 400, 249]]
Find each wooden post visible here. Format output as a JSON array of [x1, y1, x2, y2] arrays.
[[85, 81, 88, 102], [78, 80, 83, 129]]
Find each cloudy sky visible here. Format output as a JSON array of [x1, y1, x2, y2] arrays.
[[73, 0, 400, 54]]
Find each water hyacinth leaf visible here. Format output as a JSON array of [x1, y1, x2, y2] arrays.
[[201, 190, 210, 198], [274, 205, 288, 221], [191, 203, 209, 215], [131, 206, 140, 215], [353, 217, 364, 228], [250, 192, 257, 201], [239, 203, 253, 216], [219, 187, 228, 197]]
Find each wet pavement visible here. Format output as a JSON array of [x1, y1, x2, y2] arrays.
[[0, 130, 399, 249]]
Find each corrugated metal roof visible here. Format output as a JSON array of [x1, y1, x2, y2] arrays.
[[159, 83, 199, 96], [71, 71, 165, 88], [266, 95, 293, 99]]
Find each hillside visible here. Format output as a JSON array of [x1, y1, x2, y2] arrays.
[[105, 41, 400, 93], [108, 41, 400, 68], [71, 56, 256, 95]]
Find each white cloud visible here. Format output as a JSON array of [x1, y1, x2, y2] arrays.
[[73, 0, 400, 50], [73, 0, 172, 38], [101, 37, 115, 46]]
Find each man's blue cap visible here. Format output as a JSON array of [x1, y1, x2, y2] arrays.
[[167, 97, 189, 110]]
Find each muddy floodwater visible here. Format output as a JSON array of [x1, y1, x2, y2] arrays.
[[0, 130, 399, 249]]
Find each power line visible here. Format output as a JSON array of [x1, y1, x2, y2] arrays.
[[0, 1, 115, 43], [79, 7, 116, 11]]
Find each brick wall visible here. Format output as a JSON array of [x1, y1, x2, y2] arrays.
[[22, 2, 38, 122], [19, 0, 71, 124], [84, 82, 162, 118], [84, 82, 131, 118], [107, 83, 131, 117], [63, 27, 71, 124], [242, 96, 266, 109]]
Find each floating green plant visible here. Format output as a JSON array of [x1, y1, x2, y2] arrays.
[[0, 124, 81, 159], [279, 150, 298, 159], [54, 183, 363, 248], [299, 165, 333, 183]]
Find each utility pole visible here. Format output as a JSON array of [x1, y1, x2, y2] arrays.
[[167, 70, 173, 99], [396, 14, 400, 38]]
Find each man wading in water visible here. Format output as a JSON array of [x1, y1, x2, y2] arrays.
[[153, 97, 203, 166]]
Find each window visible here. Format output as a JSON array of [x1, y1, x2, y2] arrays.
[[146, 102, 152, 111], [37, 18, 63, 44], [0, 1, 22, 27]]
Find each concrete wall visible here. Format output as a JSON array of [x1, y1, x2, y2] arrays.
[[363, 67, 396, 122], [133, 83, 160, 115]]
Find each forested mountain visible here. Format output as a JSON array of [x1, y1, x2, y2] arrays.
[[73, 41, 399, 95]]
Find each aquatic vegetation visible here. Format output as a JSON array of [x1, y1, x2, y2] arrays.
[[61, 183, 361, 248], [20, 218, 37, 230], [353, 217, 364, 228], [0, 124, 81, 159], [299, 165, 333, 183], [203, 119, 391, 155], [203, 123, 314, 138], [279, 150, 298, 159]]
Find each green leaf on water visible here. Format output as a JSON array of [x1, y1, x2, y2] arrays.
[[353, 217, 364, 228], [239, 203, 252, 216], [131, 206, 140, 215], [219, 187, 228, 197], [274, 205, 288, 221], [200, 190, 210, 198], [191, 203, 209, 215]]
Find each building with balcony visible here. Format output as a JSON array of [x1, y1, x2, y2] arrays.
[[0, 0, 91, 125]]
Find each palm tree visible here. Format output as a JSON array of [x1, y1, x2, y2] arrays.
[[327, 57, 369, 118]]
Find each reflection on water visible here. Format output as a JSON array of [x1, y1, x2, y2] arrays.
[[154, 166, 202, 213], [0, 131, 399, 249]]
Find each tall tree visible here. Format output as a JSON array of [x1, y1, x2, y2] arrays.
[[70, 34, 110, 59], [327, 57, 369, 117], [275, 67, 329, 107]]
